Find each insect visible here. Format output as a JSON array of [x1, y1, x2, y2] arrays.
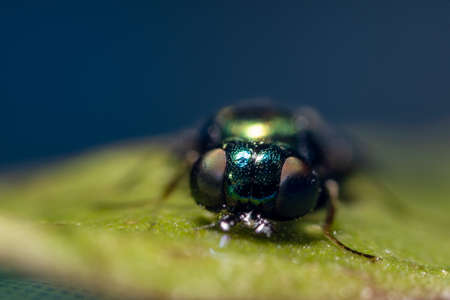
[[130, 103, 377, 260]]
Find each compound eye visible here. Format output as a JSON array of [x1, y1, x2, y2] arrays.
[[275, 157, 320, 220], [190, 148, 227, 211]]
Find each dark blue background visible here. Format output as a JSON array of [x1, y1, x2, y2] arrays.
[[2, 1, 450, 168]]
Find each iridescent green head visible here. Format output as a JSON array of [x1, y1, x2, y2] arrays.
[[190, 139, 320, 220]]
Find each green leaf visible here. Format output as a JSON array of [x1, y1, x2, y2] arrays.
[[0, 130, 449, 300]]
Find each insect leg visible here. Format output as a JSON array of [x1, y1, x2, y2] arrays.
[[219, 214, 241, 232], [193, 221, 219, 231], [240, 212, 274, 238], [253, 218, 274, 238], [322, 179, 380, 261], [97, 152, 197, 211], [97, 132, 200, 212], [193, 213, 239, 232], [111, 130, 201, 208], [152, 150, 199, 208]]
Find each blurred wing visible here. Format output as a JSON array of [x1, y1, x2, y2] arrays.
[[294, 106, 367, 180]]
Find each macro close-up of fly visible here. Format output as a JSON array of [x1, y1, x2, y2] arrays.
[[152, 103, 377, 260], [2, 2, 450, 299]]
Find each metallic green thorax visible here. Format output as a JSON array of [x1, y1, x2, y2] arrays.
[[211, 106, 300, 208], [214, 106, 300, 147]]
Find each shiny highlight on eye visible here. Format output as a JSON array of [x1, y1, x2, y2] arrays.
[[233, 149, 252, 167]]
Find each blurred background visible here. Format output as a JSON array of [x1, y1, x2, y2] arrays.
[[1, 1, 450, 169]]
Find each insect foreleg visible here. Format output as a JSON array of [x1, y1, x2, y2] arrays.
[[322, 179, 379, 261]]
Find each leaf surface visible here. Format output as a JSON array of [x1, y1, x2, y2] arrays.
[[0, 130, 449, 300]]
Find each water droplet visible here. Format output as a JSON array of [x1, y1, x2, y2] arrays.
[[219, 234, 230, 248]]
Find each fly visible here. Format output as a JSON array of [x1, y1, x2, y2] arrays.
[[127, 104, 379, 261]]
